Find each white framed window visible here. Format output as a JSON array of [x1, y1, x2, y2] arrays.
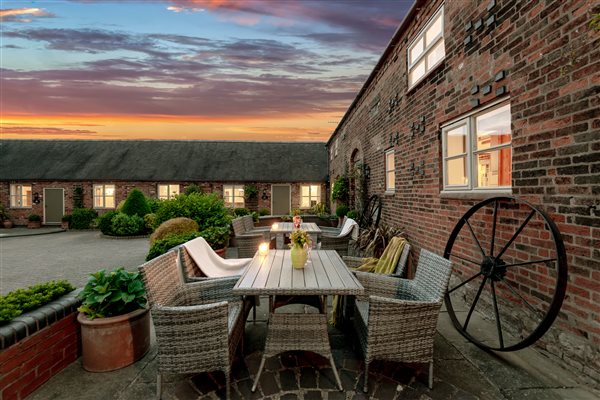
[[223, 185, 244, 208], [300, 185, 321, 208], [335, 138, 339, 156], [158, 184, 179, 200], [385, 149, 395, 192], [10, 184, 32, 208], [408, 5, 445, 89], [442, 102, 512, 192], [93, 184, 116, 209]]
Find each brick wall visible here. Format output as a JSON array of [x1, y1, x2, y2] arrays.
[[329, 0, 599, 383], [0, 313, 79, 400], [0, 181, 327, 224]]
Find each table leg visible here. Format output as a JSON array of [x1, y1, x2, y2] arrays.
[[309, 233, 318, 249], [276, 233, 284, 249]]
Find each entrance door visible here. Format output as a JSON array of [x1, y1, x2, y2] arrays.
[[44, 188, 64, 224], [271, 185, 291, 215]]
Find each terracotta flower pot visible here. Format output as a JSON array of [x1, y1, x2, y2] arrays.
[[214, 247, 226, 258], [2, 220, 13, 229], [78, 308, 150, 372]]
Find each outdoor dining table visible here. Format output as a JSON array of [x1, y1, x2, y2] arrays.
[[270, 222, 322, 249], [233, 249, 364, 392]]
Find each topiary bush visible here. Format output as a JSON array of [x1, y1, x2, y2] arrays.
[[336, 204, 349, 218], [0, 280, 75, 323], [111, 213, 145, 236], [150, 217, 198, 245], [98, 210, 118, 235], [71, 208, 98, 229], [234, 207, 250, 216], [121, 189, 151, 217], [259, 208, 270, 216], [146, 232, 201, 261], [347, 209, 358, 219]]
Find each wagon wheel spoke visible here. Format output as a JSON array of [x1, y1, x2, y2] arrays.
[[490, 200, 498, 257], [448, 253, 481, 266], [499, 278, 544, 320], [465, 219, 486, 258], [448, 272, 482, 294], [503, 258, 557, 268], [490, 280, 504, 349], [496, 209, 536, 260], [463, 276, 488, 332]]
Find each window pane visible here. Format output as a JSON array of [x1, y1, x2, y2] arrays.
[[446, 157, 468, 186], [386, 152, 394, 171], [475, 104, 511, 150], [311, 185, 320, 199], [409, 59, 425, 86], [105, 197, 115, 208], [158, 185, 168, 198], [386, 170, 395, 190], [425, 14, 442, 47], [476, 148, 512, 188], [94, 196, 103, 208], [446, 124, 467, 157], [409, 37, 424, 64], [235, 187, 244, 198], [105, 185, 115, 195], [426, 40, 445, 68], [301, 197, 310, 208], [23, 187, 32, 207], [301, 186, 309, 197]]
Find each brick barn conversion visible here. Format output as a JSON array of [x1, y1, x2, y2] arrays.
[[327, 0, 599, 384], [0, 140, 328, 225]]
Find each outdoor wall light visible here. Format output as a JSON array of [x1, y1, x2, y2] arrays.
[[33, 192, 41, 204], [364, 164, 371, 180], [258, 242, 269, 255], [261, 190, 268, 200]]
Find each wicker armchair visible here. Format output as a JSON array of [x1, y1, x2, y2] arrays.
[[319, 216, 346, 235], [232, 216, 265, 258], [138, 250, 246, 400], [320, 218, 357, 256], [353, 249, 452, 392], [242, 215, 270, 235]]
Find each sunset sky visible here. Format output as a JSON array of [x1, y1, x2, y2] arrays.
[[1, 0, 411, 142]]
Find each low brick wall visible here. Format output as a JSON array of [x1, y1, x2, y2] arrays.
[[0, 291, 81, 400]]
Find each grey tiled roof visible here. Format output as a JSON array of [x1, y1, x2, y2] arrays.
[[0, 140, 328, 182]]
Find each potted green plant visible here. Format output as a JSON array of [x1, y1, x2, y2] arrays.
[[27, 213, 42, 229], [199, 225, 230, 257], [289, 229, 311, 269], [61, 214, 71, 230], [0, 203, 13, 228], [77, 267, 150, 372]]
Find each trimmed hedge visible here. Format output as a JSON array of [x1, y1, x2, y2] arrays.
[[150, 217, 198, 245], [71, 208, 98, 229], [0, 280, 75, 323], [122, 189, 151, 217]]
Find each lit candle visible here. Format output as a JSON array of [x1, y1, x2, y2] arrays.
[[258, 242, 269, 255], [272, 223, 279, 230]]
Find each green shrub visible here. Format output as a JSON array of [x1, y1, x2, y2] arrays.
[[347, 209, 358, 219], [61, 214, 72, 223], [111, 213, 145, 236], [121, 189, 151, 217], [259, 208, 270, 216], [146, 198, 160, 213], [234, 207, 250, 216], [71, 208, 98, 229], [150, 217, 198, 245], [251, 211, 259, 223], [146, 232, 201, 261], [199, 225, 230, 249], [184, 184, 203, 195], [154, 192, 231, 232], [98, 210, 118, 235], [331, 175, 349, 204], [78, 268, 146, 319], [0, 280, 75, 323], [144, 213, 156, 230], [311, 202, 328, 215], [73, 186, 84, 209], [336, 205, 349, 218], [243, 184, 258, 200], [28, 213, 41, 222]]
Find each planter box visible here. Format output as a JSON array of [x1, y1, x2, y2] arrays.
[[27, 221, 42, 229], [0, 290, 81, 400]]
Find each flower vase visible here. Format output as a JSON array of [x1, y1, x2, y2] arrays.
[[293, 215, 302, 229], [290, 244, 308, 269]]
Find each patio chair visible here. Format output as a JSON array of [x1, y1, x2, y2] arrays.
[[320, 217, 358, 256], [319, 215, 347, 235], [232, 216, 265, 258], [242, 214, 270, 235], [353, 249, 452, 392], [138, 250, 247, 400]]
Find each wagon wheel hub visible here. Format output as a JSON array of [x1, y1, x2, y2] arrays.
[[481, 256, 506, 282]]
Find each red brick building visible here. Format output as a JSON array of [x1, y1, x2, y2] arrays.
[[0, 140, 327, 225], [327, 0, 599, 383]]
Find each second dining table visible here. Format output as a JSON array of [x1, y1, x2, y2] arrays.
[[233, 249, 364, 391], [270, 222, 322, 249]]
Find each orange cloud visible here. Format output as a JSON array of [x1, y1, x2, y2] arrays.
[[0, 7, 54, 22]]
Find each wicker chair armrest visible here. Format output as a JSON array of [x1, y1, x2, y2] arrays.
[[354, 271, 414, 301], [342, 256, 365, 269], [181, 276, 241, 304], [366, 295, 442, 338]]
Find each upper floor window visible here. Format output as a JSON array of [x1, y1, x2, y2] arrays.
[[158, 184, 180, 200], [223, 185, 244, 208], [335, 138, 339, 156], [408, 6, 445, 89], [442, 102, 512, 192], [385, 149, 395, 192], [300, 185, 320, 208], [10, 184, 32, 208], [93, 184, 115, 208]]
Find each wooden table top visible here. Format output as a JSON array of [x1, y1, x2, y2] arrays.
[[270, 222, 322, 234], [233, 249, 364, 296]]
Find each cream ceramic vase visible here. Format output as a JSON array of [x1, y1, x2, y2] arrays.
[[290, 244, 308, 269]]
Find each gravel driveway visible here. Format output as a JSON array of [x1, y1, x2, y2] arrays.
[[0, 231, 149, 295]]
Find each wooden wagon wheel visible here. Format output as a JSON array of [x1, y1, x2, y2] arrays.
[[444, 196, 568, 351], [359, 194, 381, 228]]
